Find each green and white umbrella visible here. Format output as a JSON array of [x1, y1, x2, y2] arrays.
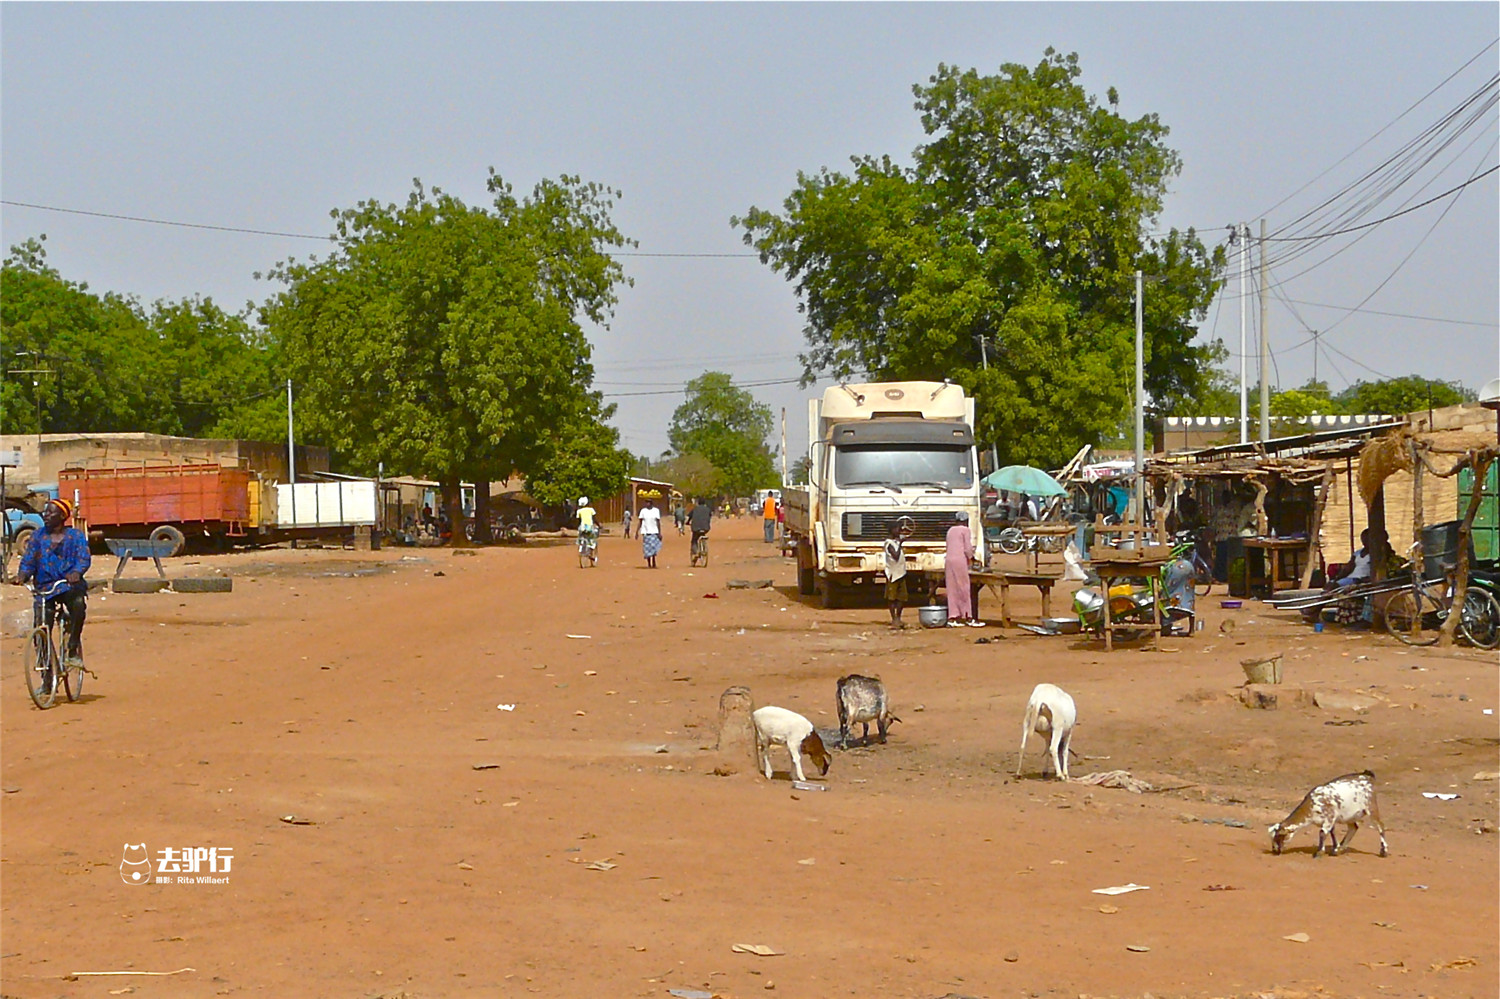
[[982, 465, 1068, 497]]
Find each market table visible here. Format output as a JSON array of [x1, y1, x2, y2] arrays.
[[1241, 536, 1309, 595], [970, 570, 1062, 627], [1087, 553, 1170, 651]]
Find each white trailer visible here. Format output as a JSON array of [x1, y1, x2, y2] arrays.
[[783, 381, 983, 607]]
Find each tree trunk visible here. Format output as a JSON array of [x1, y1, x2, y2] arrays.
[[473, 479, 492, 544], [440, 477, 466, 548], [1438, 453, 1493, 647]]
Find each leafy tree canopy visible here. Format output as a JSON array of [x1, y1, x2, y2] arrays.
[[667, 371, 778, 497], [260, 173, 633, 513], [1335, 375, 1473, 415], [2, 236, 280, 438], [734, 50, 1226, 467], [525, 416, 634, 509]]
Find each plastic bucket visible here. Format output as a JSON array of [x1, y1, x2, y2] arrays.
[[1241, 655, 1283, 684]]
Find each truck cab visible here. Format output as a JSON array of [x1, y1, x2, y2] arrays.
[[785, 381, 983, 606]]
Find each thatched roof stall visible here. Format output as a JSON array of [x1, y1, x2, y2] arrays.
[[1357, 422, 1498, 647], [1145, 422, 1403, 591]]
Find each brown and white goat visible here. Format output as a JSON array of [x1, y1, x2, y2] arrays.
[[1269, 770, 1388, 857], [751, 706, 831, 782]]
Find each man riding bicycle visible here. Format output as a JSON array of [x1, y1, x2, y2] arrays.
[[14, 497, 91, 666], [687, 497, 712, 551]]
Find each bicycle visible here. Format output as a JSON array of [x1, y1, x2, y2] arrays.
[[690, 532, 709, 568], [26, 579, 86, 709], [1169, 530, 1214, 597], [577, 529, 598, 568]]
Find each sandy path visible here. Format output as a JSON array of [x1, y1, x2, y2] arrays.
[[2, 518, 1495, 998]]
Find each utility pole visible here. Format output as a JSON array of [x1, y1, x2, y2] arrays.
[[1238, 223, 1248, 443], [1135, 270, 1145, 525], [286, 378, 296, 526], [976, 334, 1000, 473], [780, 407, 787, 488], [1258, 218, 1270, 441], [1311, 330, 1319, 385]]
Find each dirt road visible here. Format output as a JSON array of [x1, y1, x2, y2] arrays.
[[3, 518, 1496, 998]]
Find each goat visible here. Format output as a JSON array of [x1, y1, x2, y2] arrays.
[[1269, 770, 1388, 858], [836, 674, 900, 748], [1015, 683, 1077, 781], [751, 706, 831, 782]]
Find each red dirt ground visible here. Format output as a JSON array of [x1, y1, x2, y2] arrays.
[[2, 517, 1496, 999]]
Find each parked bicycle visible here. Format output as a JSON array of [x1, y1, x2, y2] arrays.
[[26, 579, 86, 709], [1169, 530, 1215, 597], [993, 525, 1069, 555]]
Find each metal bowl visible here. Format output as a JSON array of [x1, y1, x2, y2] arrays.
[[917, 605, 948, 628]]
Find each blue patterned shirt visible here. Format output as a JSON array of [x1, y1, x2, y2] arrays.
[[18, 528, 92, 592]]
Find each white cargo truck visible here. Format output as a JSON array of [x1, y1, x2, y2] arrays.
[[783, 381, 984, 607]]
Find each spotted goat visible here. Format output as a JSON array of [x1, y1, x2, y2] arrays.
[[835, 674, 900, 748], [1269, 770, 1389, 858]]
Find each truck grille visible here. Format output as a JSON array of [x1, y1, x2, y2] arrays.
[[842, 511, 962, 542]]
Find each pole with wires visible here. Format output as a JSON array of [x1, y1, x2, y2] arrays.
[[1239, 223, 1249, 443], [1135, 270, 1145, 526], [1258, 219, 1270, 441]]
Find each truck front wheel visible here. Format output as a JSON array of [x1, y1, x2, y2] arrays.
[[819, 577, 842, 610], [797, 564, 815, 596]]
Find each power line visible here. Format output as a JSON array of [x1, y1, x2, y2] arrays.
[[1, 199, 334, 241], [1260, 163, 1498, 242], [1254, 38, 1500, 221], [600, 376, 802, 398]]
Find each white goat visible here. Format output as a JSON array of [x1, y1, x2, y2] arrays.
[[1269, 770, 1388, 858], [1015, 683, 1077, 780], [752, 706, 832, 783]]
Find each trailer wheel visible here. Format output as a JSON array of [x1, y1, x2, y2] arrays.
[[149, 524, 186, 557]]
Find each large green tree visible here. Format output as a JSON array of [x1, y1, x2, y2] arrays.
[[525, 414, 634, 509], [260, 173, 632, 536], [2, 236, 280, 438], [667, 371, 777, 497], [734, 50, 1224, 467]]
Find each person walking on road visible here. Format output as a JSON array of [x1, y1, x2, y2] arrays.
[[621, 505, 633, 539], [944, 511, 982, 628], [762, 493, 777, 544], [673, 499, 687, 536], [638, 498, 663, 568]]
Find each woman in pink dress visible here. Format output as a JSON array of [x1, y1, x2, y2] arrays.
[[945, 512, 983, 627]]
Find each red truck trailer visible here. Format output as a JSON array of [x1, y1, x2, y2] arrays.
[[60, 464, 252, 555]]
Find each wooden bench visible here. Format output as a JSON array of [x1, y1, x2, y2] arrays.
[[105, 538, 175, 580]]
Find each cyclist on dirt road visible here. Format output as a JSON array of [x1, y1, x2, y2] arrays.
[[688, 497, 712, 552], [14, 497, 91, 666]]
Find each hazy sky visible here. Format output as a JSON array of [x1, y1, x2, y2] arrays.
[[3, 3, 1496, 463]]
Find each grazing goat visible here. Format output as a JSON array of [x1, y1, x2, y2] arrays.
[[751, 706, 831, 782], [1015, 683, 1077, 780], [836, 674, 900, 748], [1269, 770, 1388, 858]]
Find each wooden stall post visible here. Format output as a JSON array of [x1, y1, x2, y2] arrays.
[[1301, 462, 1334, 588], [1439, 453, 1494, 647], [1410, 441, 1424, 581]]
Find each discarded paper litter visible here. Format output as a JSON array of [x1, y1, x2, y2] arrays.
[[732, 944, 783, 957], [1422, 792, 1460, 800], [1093, 883, 1150, 895]]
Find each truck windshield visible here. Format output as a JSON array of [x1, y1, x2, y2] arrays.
[[834, 445, 974, 490]]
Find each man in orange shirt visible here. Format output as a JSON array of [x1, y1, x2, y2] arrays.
[[762, 493, 777, 544]]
